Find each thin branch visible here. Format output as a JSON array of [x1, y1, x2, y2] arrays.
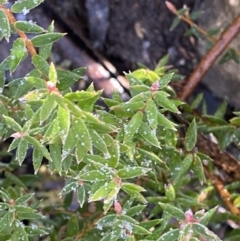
[[179, 15, 240, 100], [0, 4, 37, 56]]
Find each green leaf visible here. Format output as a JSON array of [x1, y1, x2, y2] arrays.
[[9, 38, 27, 73], [48, 62, 58, 84], [57, 69, 82, 91], [158, 203, 185, 220], [72, 118, 91, 152], [39, 21, 54, 59], [192, 223, 221, 241], [15, 193, 34, 205], [8, 138, 21, 151], [200, 206, 218, 226], [32, 54, 49, 76], [79, 170, 112, 181], [118, 167, 150, 179], [0, 9, 10, 41], [126, 205, 146, 217], [0, 189, 11, 202], [50, 143, 62, 174], [88, 129, 109, 154], [62, 127, 78, 160], [184, 118, 197, 151], [77, 185, 85, 208], [214, 101, 227, 118], [40, 94, 56, 123], [17, 139, 28, 164], [106, 139, 120, 168], [57, 105, 70, 142], [170, 17, 181, 31], [5, 172, 26, 189], [11, 221, 28, 241], [138, 122, 159, 147], [157, 112, 177, 130], [145, 99, 158, 129], [67, 215, 79, 237], [154, 91, 179, 113], [191, 93, 203, 109], [60, 180, 78, 196], [0, 212, 14, 234], [15, 21, 45, 33], [122, 183, 147, 204], [31, 33, 65, 47], [25, 76, 46, 89], [3, 115, 22, 132], [192, 154, 206, 184], [124, 111, 143, 143], [11, 0, 44, 13], [89, 181, 116, 202]]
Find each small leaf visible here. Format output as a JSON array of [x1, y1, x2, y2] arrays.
[[184, 118, 197, 151], [159, 73, 174, 88], [192, 154, 206, 184], [214, 101, 227, 118], [145, 99, 158, 129], [158, 203, 185, 220], [57, 105, 70, 142], [192, 223, 221, 241], [3, 115, 22, 132], [132, 224, 151, 235], [89, 129, 108, 154], [0, 9, 10, 41], [40, 94, 56, 123], [48, 62, 58, 84], [31, 33, 66, 47], [138, 122, 159, 147], [11, 0, 44, 13], [200, 206, 218, 226], [32, 54, 49, 76], [77, 186, 85, 208], [154, 91, 179, 113], [79, 170, 112, 181], [15, 193, 34, 205], [118, 167, 150, 179], [5, 172, 26, 189], [170, 17, 181, 31], [9, 38, 27, 73], [25, 76, 46, 89], [126, 205, 146, 217], [17, 139, 28, 165], [11, 221, 28, 241], [157, 112, 177, 130], [15, 21, 45, 33], [50, 143, 62, 174], [67, 215, 79, 237], [124, 111, 143, 143], [191, 93, 203, 109]]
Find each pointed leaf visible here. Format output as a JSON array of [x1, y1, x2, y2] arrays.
[[77, 186, 85, 208], [184, 118, 197, 151], [157, 229, 180, 241], [157, 112, 177, 130], [145, 99, 158, 129], [3, 115, 22, 132], [57, 105, 70, 142], [32, 54, 49, 76], [15, 21, 45, 33], [118, 167, 150, 179], [40, 94, 56, 123], [50, 143, 62, 174], [17, 139, 28, 164], [0, 9, 10, 41], [158, 203, 185, 220], [31, 33, 66, 47], [138, 122, 159, 147]]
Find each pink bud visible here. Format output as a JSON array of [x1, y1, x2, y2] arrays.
[[185, 209, 195, 222], [114, 200, 122, 215], [150, 81, 160, 92], [11, 132, 25, 139]]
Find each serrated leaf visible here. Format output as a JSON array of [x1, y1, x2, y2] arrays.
[[17, 139, 28, 164], [32, 54, 49, 76], [40, 94, 56, 123], [184, 118, 197, 151], [77, 186, 85, 208], [118, 167, 150, 179], [15, 21, 45, 33], [9, 38, 27, 73], [145, 99, 158, 129], [158, 203, 185, 220], [138, 122, 159, 147], [124, 111, 143, 143], [0, 9, 10, 41], [3, 115, 22, 132], [31, 33, 65, 47], [50, 143, 62, 174]]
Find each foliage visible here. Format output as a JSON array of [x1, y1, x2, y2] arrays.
[[0, 1, 240, 241]]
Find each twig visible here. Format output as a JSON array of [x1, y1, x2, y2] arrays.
[[74, 212, 104, 240], [0, 4, 37, 56], [178, 15, 240, 100]]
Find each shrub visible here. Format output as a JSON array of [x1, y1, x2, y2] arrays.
[[0, 1, 240, 241]]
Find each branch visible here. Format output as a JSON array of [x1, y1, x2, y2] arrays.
[[0, 4, 37, 56]]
